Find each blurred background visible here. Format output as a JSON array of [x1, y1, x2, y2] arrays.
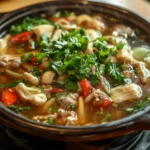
[[0, 0, 150, 19]]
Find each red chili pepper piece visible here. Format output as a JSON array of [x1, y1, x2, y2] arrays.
[[1, 89, 18, 106], [79, 78, 92, 98], [50, 88, 63, 94], [101, 99, 112, 108], [9, 31, 33, 44], [30, 56, 38, 65]]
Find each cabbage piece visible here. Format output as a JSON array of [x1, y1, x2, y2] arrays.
[[133, 47, 150, 61]]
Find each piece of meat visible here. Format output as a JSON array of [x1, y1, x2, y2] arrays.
[[85, 88, 112, 107], [56, 93, 78, 109], [85, 29, 101, 41], [0, 54, 21, 67], [134, 62, 150, 84], [116, 49, 150, 84], [23, 72, 39, 86], [95, 76, 111, 94], [110, 83, 142, 103], [55, 18, 77, 30], [33, 108, 78, 125], [76, 14, 105, 31], [15, 83, 47, 105], [116, 48, 135, 64], [33, 113, 58, 123], [112, 24, 135, 38], [57, 109, 78, 125], [33, 24, 55, 41], [11, 59, 22, 68]]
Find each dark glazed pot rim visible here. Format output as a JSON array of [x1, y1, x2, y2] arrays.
[[0, 0, 150, 138]]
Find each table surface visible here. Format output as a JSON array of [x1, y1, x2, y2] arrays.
[[0, 0, 150, 20]]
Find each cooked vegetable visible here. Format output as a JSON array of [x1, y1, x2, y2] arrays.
[[1, 89, 18, 106], [9, 105, 30, 113], [9, 31, 33, 44], [79, 78, 92, 98], [133, 47, 150, 61], [110, 84, 142, 103]]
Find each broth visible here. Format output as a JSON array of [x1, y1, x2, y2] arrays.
[[0, 11, 150, 126]]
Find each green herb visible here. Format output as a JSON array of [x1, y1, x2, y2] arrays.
[[93, 37, 116, 62], [126, 108, 134, 113], [21, 53, 34, 62], [47, 94, 51, 99], [9, 105, 30, 113], [105, 62, 127, 86], [126, 97, 150, 114], [97, 64, 105, 75], [21, 52, 46, 64], [117, 43, 124, 50], [47, 118, 54, 125], [29, 40, 36, 50], [52, 10, 70, 18], [49, 108, 57, 113], [10, 17, 53, 35], [64, 10, 70, 17], [101, 114, 112, 122], [66, 81, 79, 92], [89, 74, 100, 86], [97, 111, 112, 122], [32, 67, 41, 76], [37, 53, 46, 64], [70, 105, 77, 110], [0, 79, 24, 88], [55, 92, 67, 98], [52, 12, 62, 18]]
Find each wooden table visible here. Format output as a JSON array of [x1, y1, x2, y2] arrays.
[[0, 0, 150, 20]]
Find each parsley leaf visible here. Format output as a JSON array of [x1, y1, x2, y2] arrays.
[[32, 67, 41, 76], [93, 37, 116, 62], [49, 108, 57, 113], [0, 79, 24, 88], [9, 105, 30, 113], [105, 62, 127, 86], [70, 105, 77, 110], [47, 118, 54, 125], [10, 17, 53, 35], [125, 97, 150, 114]]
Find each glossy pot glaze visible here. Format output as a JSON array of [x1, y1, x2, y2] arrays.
[[0, 0, 150, 141]]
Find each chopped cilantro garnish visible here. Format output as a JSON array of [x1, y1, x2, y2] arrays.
[[49, 107, 57, 113], [9, 105, 30, 113], [97, 111, 112, 122], [70, 105, 76, 110], [10, 17, 53, 35], [0, 79, 24, 88], [125, 97, 150, 114], [32, 67, 41, 76], [93, 37, 116, 62], [47, 118, 54, 125], [66, 81, 79, 92], [105, 62, 127, 86], [117, 43, 124, 50]]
